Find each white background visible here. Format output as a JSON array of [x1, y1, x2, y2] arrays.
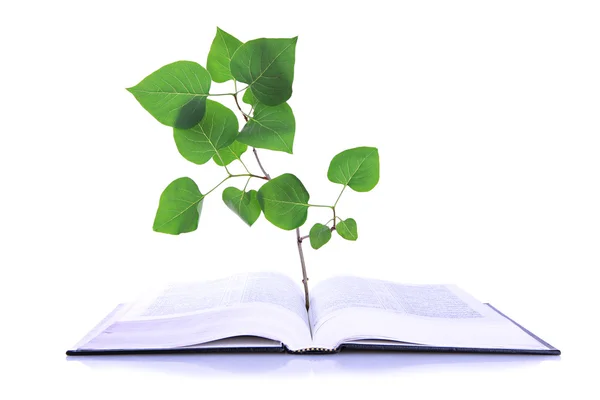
[[1, 0, 598, 398]]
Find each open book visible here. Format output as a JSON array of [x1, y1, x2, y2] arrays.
[[67, 272, 559, 355]]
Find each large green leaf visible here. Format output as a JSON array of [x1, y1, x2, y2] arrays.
[[174, 100, 239, 165], [153, 177, 204, 235], [327, 147, 380, 192], [213, 141, 248, 166], [242, 88, 257, 107], [309, 223, 332, 250], [206, 27, 243, 83], [230, 37, 298, 106], [257, 173, 309, 230], [222, 187, 261, 226], [336, 218, 358, 241], [237, 102, 295, 153], [127, 61, 211, 129]]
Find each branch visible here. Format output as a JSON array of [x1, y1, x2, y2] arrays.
[[233, 93, 249, 122], [253, 148, 271, 180]]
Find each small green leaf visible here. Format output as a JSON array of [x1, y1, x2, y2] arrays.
[[336, 218, 358, 241], [213, 141, 248, 166], [174, 100, 239, 165], [257, 173, 309, 230], [237, 102, 295, 153], [222, 187, 261, 226], [153, 177, 204, 235], [242, 88, 257, 107], [328, 147, 380, 192], [230, 37, 298, 106], [206, 27, 243, 83], [127, 61, 211, 129], [309, 223, 332, 250]]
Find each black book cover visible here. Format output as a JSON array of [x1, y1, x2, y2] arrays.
[[66, 303, 559, 356]]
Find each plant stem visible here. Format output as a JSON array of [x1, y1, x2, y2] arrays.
[[252, 148, 271, 180], [296, 227, 310, 310], [233, 93, 249, 122]]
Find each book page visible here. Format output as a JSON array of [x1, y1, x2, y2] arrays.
[[309, 276, 548, 351], [124, 272, 308, 324], [79, 272, 312, 351], [309, 276, 486, 329]]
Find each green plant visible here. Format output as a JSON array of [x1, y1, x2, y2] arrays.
[[127, 28, 380, 308]]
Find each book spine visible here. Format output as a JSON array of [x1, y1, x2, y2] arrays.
[[288, 347, 338, 354]]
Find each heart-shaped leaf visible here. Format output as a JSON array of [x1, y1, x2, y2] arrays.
[[309, 223, 332, 250], [328, 147, 380, 192], [174, 100, 239, 165], [336, 218, 358, 241], [153, 177, 204, 235], [230, 37, 298, 106], [237, 102, 295, 153], [242, 88, 257, 107], [257, 173, 309, 230], [127, 61, 211, 129], [206, 27, 243, 83], [222, 187, 261, 226], [213, 141, 248, 167]]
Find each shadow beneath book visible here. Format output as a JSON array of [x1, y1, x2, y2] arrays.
[[67, 351, 560, 376]]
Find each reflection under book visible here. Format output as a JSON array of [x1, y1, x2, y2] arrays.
[[67, 273, 560, 355]]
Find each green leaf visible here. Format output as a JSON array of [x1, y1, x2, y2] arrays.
[[309, 223, 332, 250], [206, 27, 243, 83], [230, 37, 298, 106], [257, 173, 309, 230], [237, 102, 295, 153], [336, 218, 358, 241], [327, 147, 380, 192], [222, 187, 261, 226], [127, 61, 211, 129], [242, 88, 257, 106], [213, 141, 248, 166], [174, 100, 239, 165], [153, 177, 204, 235]]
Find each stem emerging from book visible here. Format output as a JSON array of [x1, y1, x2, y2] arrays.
[[296, 227, 310, 309]]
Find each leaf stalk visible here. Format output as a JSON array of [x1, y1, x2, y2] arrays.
[[204, 173, 266, 197]]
